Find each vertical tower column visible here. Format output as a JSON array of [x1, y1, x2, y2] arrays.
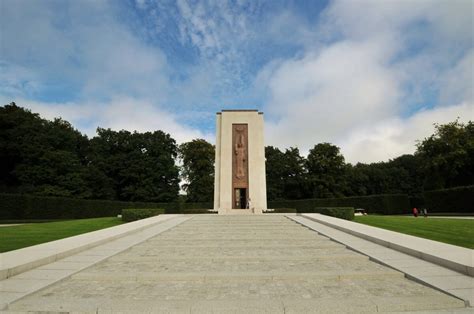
[[214, 110, 267, 214]]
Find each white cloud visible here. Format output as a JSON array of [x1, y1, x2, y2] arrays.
[[1, 0, 472, 164], [339, 102, 474, 164], [260, 0, 473, 163], [439, 50, 474, 106], [262, 38, 400, 151], [2, 97, 211, 145], [0, 1, 170, 101], [96, 98, 211, 144]]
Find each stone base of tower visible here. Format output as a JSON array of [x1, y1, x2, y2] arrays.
[[217, 208, 264, 215]]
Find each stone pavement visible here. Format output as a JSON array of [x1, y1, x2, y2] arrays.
[[292, 214, 474, 307], [2, 215, 468, 313], [299, 214, 474, 276]]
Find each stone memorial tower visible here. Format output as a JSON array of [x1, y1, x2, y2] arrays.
[[214, 110, 267, 214]]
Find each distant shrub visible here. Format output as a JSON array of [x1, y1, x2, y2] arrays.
[[121, 208, 165, 222]]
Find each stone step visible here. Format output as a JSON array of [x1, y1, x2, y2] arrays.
[[163, 226, 306, 231], [163, 228, 317, 235], [145, 240, 332, 247], [77, 256, 389, 274], [124, 247, 350, 258], [10, 274, 463, 314], [183, 221, 293, 225], [179, 224, 297, 228], [8, 296, 466, 314], [71, 270, 404, 281], [142, 244, 343, 251], [5, 215, 467, 313], [154, 236, 324, 241], [5, 294, 464, 314], [108, 253, 367, 262]]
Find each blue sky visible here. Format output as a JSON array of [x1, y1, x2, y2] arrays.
[[0, 0, 473, 163]]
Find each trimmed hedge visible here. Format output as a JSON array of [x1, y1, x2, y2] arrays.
[[121, 208, 165, 222], [423, 185, 474, 213], [0, 193, 207, 219], [268, 194, 409, 215]]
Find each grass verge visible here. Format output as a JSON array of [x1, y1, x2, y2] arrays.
[[0, 217, 124, 253], [354, 215, 474, 249]]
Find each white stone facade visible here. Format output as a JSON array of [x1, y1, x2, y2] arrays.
[[214, 110, 267, 214]]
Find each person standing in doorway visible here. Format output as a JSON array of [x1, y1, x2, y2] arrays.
[[246, 197, 252, 209]]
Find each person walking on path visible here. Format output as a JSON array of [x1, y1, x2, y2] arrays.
[[423, 208, 428, 218], [413, 207, 418, 218]]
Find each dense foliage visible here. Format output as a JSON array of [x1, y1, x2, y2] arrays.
[[0, 103, 179, 202], [265, 121, 473, 201], [88, 128, 180, 202], [179, 139, 215, 202], [1, 103, 472, 208], [416, 121, 474, 190]]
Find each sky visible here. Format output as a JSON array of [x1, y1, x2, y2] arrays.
[[0, 0, 473, 164]]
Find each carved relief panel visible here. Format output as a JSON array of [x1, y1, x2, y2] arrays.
[[232, 124, 248, 208]]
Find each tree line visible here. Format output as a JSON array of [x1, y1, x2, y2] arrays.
[[1, 103, 472, 203], [266, 121, 473, 200]]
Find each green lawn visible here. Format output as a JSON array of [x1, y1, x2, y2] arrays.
[[0, 217, 124, 253], [354, 216, 474, 249]]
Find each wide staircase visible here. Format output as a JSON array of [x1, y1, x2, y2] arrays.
[[8, 215, 465, 313]]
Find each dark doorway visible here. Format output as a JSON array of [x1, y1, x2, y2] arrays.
[[234, 188, 247, 209]]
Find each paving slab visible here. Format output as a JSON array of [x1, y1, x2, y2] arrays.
[[301, 213, 474, 276], [0, 215, 190, 309], [0, 214, 183, 280], [2, 215, 468, 313], [290, 215, 474, 307]]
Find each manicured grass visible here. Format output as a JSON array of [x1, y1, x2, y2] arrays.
[[0, 217, 124, 253], [354, 215, 474, 249]]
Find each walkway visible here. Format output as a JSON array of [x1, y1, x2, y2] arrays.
[[2, 215, 467, 313]]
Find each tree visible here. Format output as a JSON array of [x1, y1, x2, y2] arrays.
[[265, 146, 286, 200], [265, 146, 310, 200], [282, 147, 309, 199], [179, 139, 215, 202], [89, 128, 180, 202], [306, 143, 346, 198], [0, 103, 91, 197], [416, 120, 474, 190]]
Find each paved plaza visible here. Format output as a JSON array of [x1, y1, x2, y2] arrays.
[[3, 215, 467, 313]]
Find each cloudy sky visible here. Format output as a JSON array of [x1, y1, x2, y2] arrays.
[[1, 0, 473, 163]]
